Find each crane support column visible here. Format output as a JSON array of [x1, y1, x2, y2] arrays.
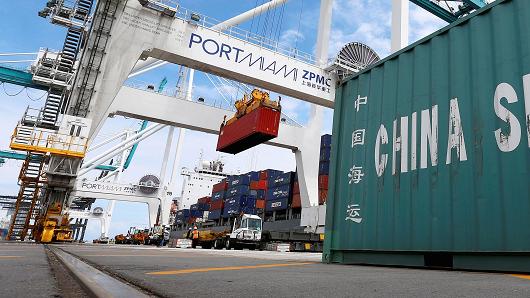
[[297, 0, 333, 233], [391, 0, 409, 52]]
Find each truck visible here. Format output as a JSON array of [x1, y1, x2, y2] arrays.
[[172, 213, 322, 251], [145, 225, 170, 246], [183, 214, 262, 249]]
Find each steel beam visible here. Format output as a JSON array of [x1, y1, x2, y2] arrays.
[[410, 0, 457, 23], [109, 86, 304, 151], [0, 149, 116, 171], [130, 0, 291, 76], [0, 66, 48, 91], [0, 150, 26, 160], [463, 0, 486, 9], [77, 1, 333, 140]]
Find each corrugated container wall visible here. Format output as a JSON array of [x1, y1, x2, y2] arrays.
[[324, 0, 530, 272]]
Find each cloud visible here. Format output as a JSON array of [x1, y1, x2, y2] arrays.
[[330, 0, 392, 58], [409, 5, 446, 43], [329, 0, 447, 60], [279, 29, 305, 48]]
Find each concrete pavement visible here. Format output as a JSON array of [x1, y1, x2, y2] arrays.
[[0, 241, 60, 297], [55, 244, 530, 298]]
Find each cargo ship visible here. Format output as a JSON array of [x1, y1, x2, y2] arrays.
[[169, 134, 332, 252]]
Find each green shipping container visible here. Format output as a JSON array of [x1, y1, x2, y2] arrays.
[[324, 0, 530, 272]]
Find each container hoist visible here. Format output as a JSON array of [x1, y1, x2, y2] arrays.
[[217, 89, 282, 154]]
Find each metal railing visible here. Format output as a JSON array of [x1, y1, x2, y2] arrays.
[[147, 1, 317, 65], [10, 125, 89, 158], [31, 49, 75, 87], [0, 52, 38, 71]]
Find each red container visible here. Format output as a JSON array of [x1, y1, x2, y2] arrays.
[[291, 193, 301, 208], [188, 217, 197, 224], [318, 189, 328, 205], [212, 181, 228, 193], [293, 181, 300, 195], [250, 180, 267, 190], [197, 196, 211, 205], [255, 199, 266, 209], [209, 199, 224, 210], [318, 175, 329, 190], [217, 106, 281, 154]]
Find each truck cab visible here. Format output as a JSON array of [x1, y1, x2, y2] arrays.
[[226, 214, 262, 249]]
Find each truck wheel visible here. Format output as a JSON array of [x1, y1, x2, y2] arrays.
[[225, 239, 233, 250], [214, 239, 223, 250]]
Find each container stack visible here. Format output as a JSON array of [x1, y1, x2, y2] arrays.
[[173, 134, 332, 228], [266, 171, 294, 212], [319, 134, 331, 205], [209, 180, 227, 220], [292, 175, 301, 208], [250, 169, 281, 211], [223, 195, 256, 217], [223, 172, 259, 218], [175, 209, 190, 225]]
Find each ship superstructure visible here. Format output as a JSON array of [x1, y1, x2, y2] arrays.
[[178, 158, 230, 210]]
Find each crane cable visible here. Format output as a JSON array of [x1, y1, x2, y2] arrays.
[[294, 0, 305, 50], [274, 1, 286, 43], [260, 1, 272, 40], [1, 82, 26, 96], [26, 88, 48, 101], [1, 82, 48, 101], [249, 0, 259, 34]]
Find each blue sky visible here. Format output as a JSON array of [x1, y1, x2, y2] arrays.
[[0, 1, 445, 240]]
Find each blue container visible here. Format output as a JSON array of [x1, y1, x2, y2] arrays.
[[320, 134, 332, 147], [226, 185, 250, 198], [268, 172, 294, 188], [265, 197, 290, 211], [175, 217, 185, 224], [176, 209, 190, 217], [319, 161, 330, 175], [267, 184, 292, 201], [250, 189, 266, 199], [190, 204, 209, 211], [190, 209, 203, 218], [225, 195, 256, 208], [320, 146, 331, 161], [223, 204, 240, 217], [241, 206, 257, 215], [227, 175, 251, 187], [208, 209, 221, 220], [211, 191, 225, 201], [245, 171, 260, 182], [259, 169, 283, 180]]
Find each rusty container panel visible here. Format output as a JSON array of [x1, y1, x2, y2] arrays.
[[324, 0, 530, 272], [216, 106, 281, 154]]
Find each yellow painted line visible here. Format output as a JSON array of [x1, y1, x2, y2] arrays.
[[512, 274, 530, 281], [82, 254, 184, 257], [146, 262, 316, 275], [0, 256, 22, 259], [82, 254, 217, 258]]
